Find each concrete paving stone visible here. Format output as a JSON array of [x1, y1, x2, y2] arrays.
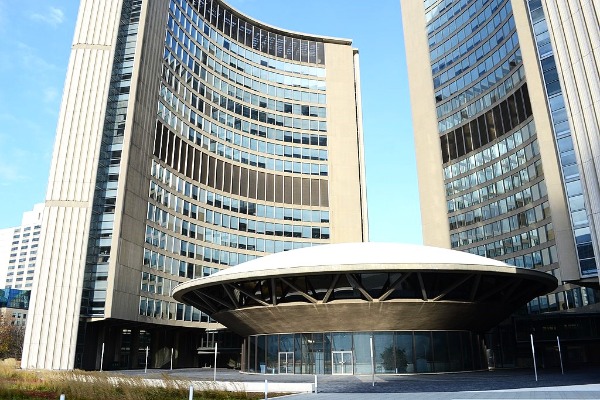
[[115, 367, 600, 399]]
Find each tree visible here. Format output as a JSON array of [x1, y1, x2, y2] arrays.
[[0, 314, 25, 359], [381, 346, 408, 372]]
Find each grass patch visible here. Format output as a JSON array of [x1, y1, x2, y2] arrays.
[[0, 360, 274, 400]]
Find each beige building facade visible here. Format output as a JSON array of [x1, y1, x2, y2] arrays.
[[22, 0, 367, 371], [401, 0, 599, 315]]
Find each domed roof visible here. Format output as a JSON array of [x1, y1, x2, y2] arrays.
[[210, 242, 509, 279], [172, 242, 557, 336]]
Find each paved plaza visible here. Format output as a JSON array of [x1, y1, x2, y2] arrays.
[[120, 367, 600, 399]]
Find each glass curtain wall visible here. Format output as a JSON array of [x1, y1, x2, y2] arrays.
[[142, 0, 331, 324], [246, 331, 483, 375]]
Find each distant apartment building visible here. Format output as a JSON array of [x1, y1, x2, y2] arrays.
[[0, 204, 44, 290], [0, 228, 12, 287], [0, 288, 31, 326]]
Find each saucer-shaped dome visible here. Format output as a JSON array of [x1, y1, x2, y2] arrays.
[[173, 243, 557, 336]]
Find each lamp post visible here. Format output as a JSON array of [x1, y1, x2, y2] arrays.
[[370, 335, 375, 387]]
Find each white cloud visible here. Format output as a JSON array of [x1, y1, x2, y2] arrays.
[[42, 87, 59, 104], [0, 161, 27, 186], [16, 42, 57, 74], [30, 6, 64, 27]]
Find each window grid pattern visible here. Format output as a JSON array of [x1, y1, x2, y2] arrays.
[[432, 1, 513, 84], [4, 224, 41, 290], [175, 0, 326, 65], [425, 0, 560, 286], [141, 0, 335, 322], [429, 0, 509, 64], [158, 86, 329, 176], [526, 0, 597, 277], [81, 0, 142, 318]]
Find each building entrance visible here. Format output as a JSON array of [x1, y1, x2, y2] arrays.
[[332, 351, 353, 375], [278, 352, 294, 374]]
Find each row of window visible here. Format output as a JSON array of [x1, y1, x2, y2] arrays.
[[10, 244, 38, 252], [14, 225, 41, 232], [147, 197, 330, 243], [188, 118, 329, 161], [144, 225, 316, 267], [527, 286, 600, 315], [445, 142, 539, 201], [448, 159, 544, 212], [441, 85, 532, 163], [139, 295, 212, 322], [161, 57, 328, 135], [147, 201, 330, 241], [9, 249, 37, 257], [6, 271, 34, 276], [168, 15, 326, 92], [141, 272, 180, 295], [435, 32, 519, 109], [158, 94, 328, 168], [450, 217, 554, 258], [162, 78, 328, 146], [7, 263, 36, 270], [158, 100, 329, 176], [426, 0, 482, 34], [430, 0, 507, 63], [437, 65, 524, 131], [468, 242, 558, 270], [6, 275, 34, 283], [444, 120, 534, 179], [8, 248, 38, 263], [150, 162, 330, 223], [448, 176, 547, 229], [172, 0, 326, 66], [451, 204, 551, 249], [174, 68, 326, 119], [12, 231, 40, 239], [167, 13, 326, 92], [172, 1, 326, 74], [160, 82, 328, 155], [143, 249, 218, 278], [431, 0, 511, 77], [154, 127, 329, 206], [436, 45, 521, 113], [150, 183, 329, 225], [10, 238, 37, 246], [448, 149, 537, 199]]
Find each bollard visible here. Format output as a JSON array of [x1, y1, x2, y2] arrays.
[[264, 379, 268, 400], [314, 375, 318, 394], [188, 385, 194, 400], [59, 395, 65, 400]]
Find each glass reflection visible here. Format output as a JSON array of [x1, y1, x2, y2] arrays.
[[247, 331, 482, 375]]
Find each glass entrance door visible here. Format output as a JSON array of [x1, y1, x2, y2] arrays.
[[332, 351, 353, 375], [278, 352, 294, 374]]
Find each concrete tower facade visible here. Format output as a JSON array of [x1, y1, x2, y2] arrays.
[[23, 0, 367, 370], [401, 0, 599, 317]]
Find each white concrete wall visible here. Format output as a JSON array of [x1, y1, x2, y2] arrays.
[[21, 0, 124, 370], [543, 0, 600, 281]]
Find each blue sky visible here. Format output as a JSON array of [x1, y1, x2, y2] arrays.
[[0, 0, 422, 244]]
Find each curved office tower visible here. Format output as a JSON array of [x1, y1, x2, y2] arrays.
[[401, 0, 599, 339], [22, 0, 367, 370]]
